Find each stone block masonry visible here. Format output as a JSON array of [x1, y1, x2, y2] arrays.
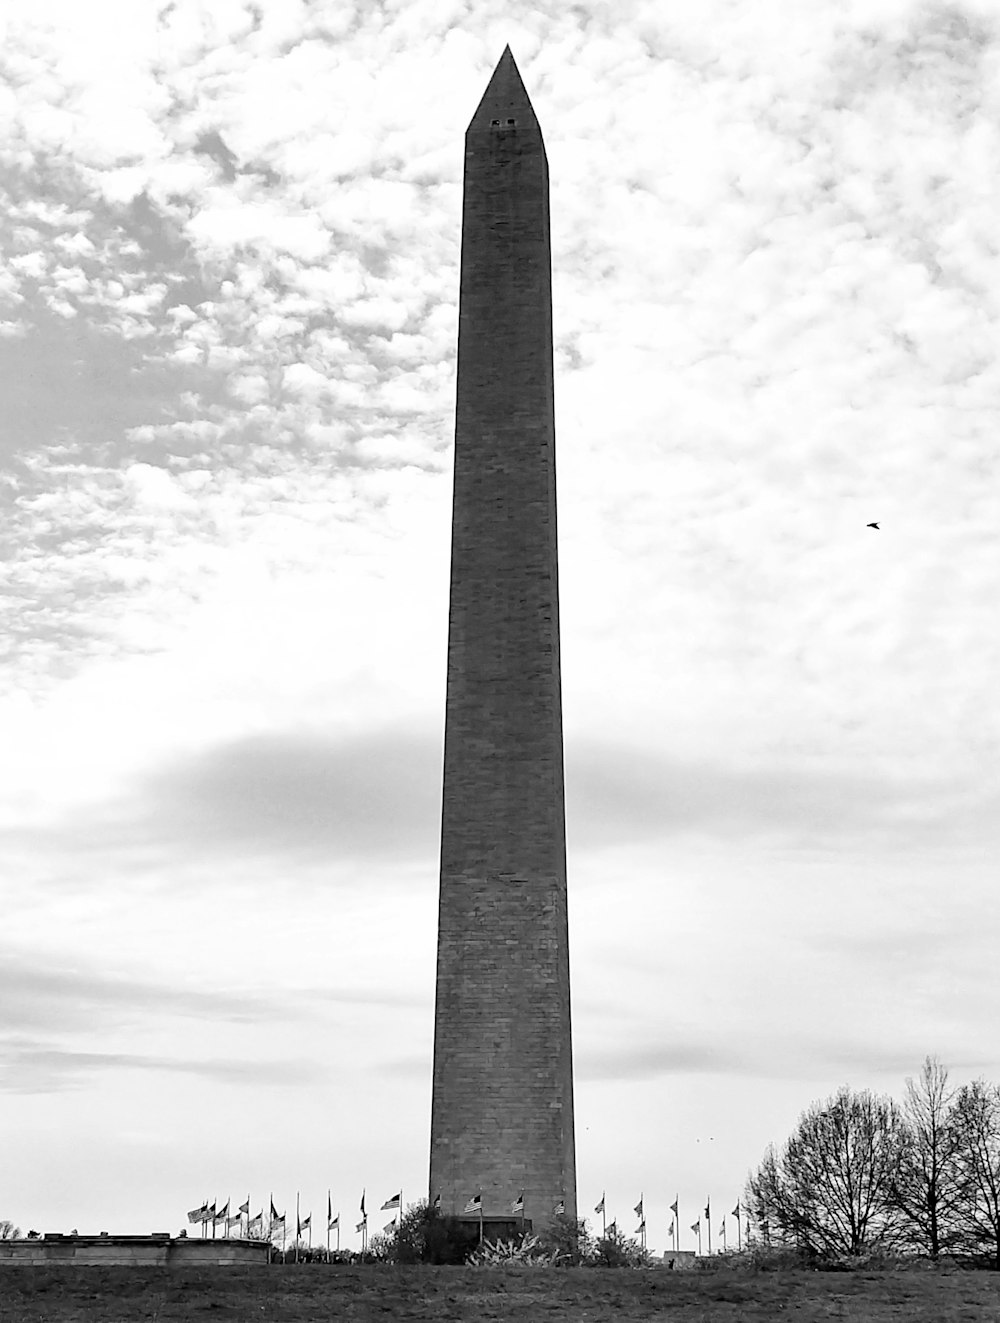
[[429, 47, 576, 1229]]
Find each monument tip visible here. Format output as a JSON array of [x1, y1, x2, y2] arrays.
[[469, 44, 538, 134]]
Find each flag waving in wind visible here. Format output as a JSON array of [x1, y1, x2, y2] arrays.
[[595, 1193, 605, 1215], [380, 1193, 401, 1211], [510, 1192, 524, 1214], [463, 1193, 482, 1214]]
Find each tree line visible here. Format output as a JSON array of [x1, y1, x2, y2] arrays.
[[745, 1057, 1000, 1263]]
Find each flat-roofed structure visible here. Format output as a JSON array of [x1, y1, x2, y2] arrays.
[[0, 1233, 270, 1266]]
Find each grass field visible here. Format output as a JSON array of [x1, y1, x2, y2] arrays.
[[2, 1262, 1000, 1322]]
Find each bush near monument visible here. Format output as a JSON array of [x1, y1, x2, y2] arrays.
[[354, 1203, 648, 1268], [364, 1201, 483, 1265]]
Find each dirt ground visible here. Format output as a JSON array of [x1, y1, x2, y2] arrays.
[[2, 1262, 1000, 1322]]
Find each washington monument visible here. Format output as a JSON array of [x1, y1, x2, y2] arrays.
[[429, 48, 576, 1228]]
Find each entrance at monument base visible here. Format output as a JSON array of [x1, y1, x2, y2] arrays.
[[458, 1216, 532, 1244]]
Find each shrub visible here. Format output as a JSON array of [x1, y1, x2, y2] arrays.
[[363, 1200, 480, 1265], [534, 1214, 593, 1266], [468, 1233, 560, 1266], [589, 1227, 650, 1268]]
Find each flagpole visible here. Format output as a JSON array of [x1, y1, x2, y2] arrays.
[[706, 1199, 712, 1256], [268, 1192, 272, 1266], [327, 1190, 331, 1262]]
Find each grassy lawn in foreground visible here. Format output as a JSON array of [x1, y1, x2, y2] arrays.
[[2, 1262, 1000, 1322]]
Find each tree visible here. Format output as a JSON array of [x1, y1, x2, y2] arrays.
[[746, 1086, 905, 1257], [951, 1079, 1000, 1267], [589, 1226, 649, 1267], [534, 1213, 594, 1266], [889, 1056, 962, 1257], [0, 1220, 20, 1240], [365, 1201, 479, 1265]]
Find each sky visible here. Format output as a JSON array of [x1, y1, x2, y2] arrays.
[[2, 0, 999, 1256]]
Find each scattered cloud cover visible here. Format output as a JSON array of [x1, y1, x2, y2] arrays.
[[3, 0, 999, 1251]]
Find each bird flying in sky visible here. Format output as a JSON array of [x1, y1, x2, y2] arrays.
[[867, 522, 879, 529]]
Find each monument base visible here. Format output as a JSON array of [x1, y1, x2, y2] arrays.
[[457, 1216, 533, 1243]]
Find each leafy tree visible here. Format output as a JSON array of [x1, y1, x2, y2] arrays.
[[589, 1226, 650, 1267], [746, 1086, 905, 1257], [951, 1079, 1000, 1267], [534, 1213, 593, 1265], [365, 1200, 479, 1265], [889, 1055, 962, 1257]]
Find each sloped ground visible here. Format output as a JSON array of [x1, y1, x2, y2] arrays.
[[2, 1263, 1000, 1321]]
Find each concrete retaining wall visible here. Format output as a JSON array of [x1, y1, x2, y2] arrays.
[[0, 1235, 270, 1266]]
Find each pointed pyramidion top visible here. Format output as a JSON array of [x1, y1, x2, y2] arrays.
[[466, 45, 543, 140]]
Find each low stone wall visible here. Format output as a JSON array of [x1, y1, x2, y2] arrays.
[[0, 1235, 270, 1266], [661, 1250, 698, 1270]]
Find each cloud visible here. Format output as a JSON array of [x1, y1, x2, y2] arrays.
[[4, 723, 994, 895], [135, 726, 442, 861], [566, 740, 990, 852], [576, 1034, 953, 1086], [0, 951, 290, 1034], [0, 726, 442, 874], [0, 1038, 325, 1094]]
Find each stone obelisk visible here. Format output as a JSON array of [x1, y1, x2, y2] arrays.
[[429, 47, 576, 1230]]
